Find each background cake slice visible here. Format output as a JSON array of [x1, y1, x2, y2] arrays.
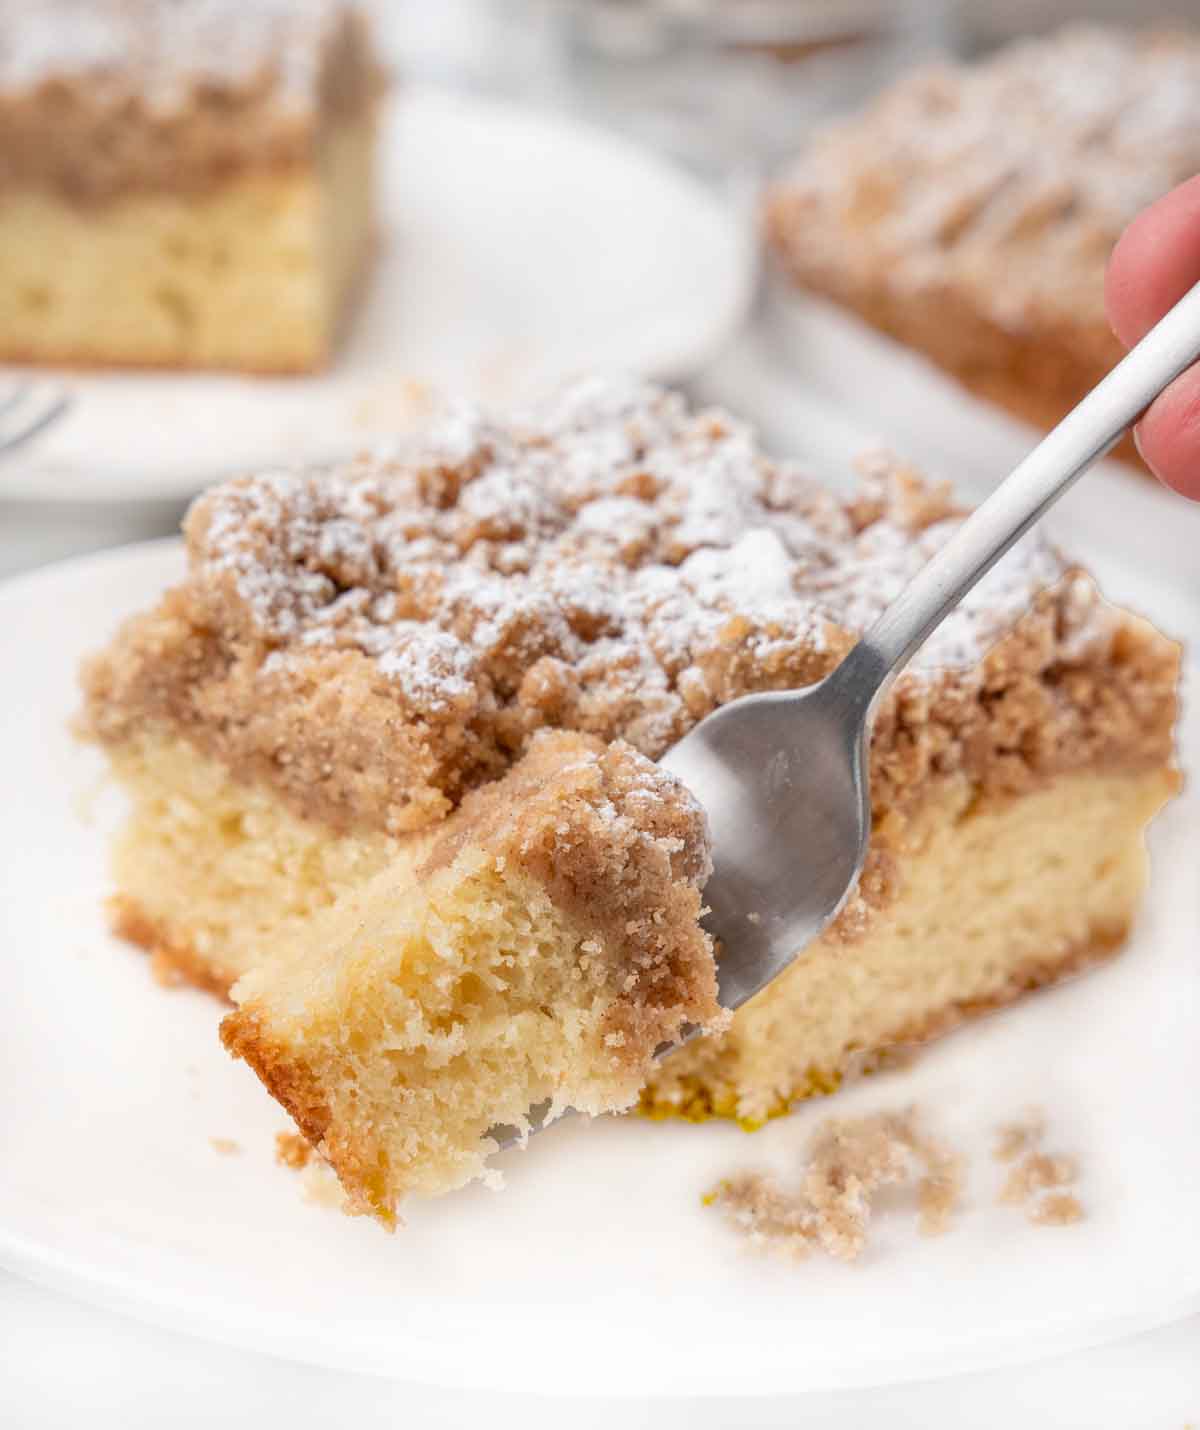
[[221, 731, 725, 1222], [79, 379, 1179, 1143], [0, 0, 381, 373], [764, 25, 1200, 467]]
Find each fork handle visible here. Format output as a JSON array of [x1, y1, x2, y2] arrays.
[[834, 277, 1200, 710]]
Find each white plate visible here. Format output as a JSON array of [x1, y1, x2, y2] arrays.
[[1, 542, 1198, 1398], [0, 87, 751, 506]]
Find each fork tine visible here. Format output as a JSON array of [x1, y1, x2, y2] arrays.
[[0, 386, 70, 456]]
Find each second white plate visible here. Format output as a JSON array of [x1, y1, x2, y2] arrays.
[[1, 87, 752, 505]]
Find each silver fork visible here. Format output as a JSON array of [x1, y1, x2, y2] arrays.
[[495, 278, 1200, 1150], [0, 381, 71, 457], [663, 278, 1200, 1016]]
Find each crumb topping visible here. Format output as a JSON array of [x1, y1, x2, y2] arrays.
[[0, 0, 378, 201], [427, 727, 713, 890], [192, 376, 1084, 709], [767, 26, 1200, 336], [0, 0, 341, 102], [1029, 1192, 1085, 1226], [81, 378, 1178, 838]]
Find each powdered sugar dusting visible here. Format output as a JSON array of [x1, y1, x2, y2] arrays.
[[0, 0, 350, 111], [189, 378, 1111, 762], [772, 26, 1200, 333]]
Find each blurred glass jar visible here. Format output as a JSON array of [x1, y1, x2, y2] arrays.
[[552, 0, 957, 175]]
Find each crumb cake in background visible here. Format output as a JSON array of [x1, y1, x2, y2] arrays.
[[0, 0, 381, 373], [222, 731, 725, 1221], [80, 378, 1179, 1168], [764, 26, 1200, 466]]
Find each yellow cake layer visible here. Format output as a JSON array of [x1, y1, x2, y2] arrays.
[[107, 732, 1174, 1129], [642, 765, 1176, 1125], [0, 116, 374, 373], [107, 732, 418, 992]]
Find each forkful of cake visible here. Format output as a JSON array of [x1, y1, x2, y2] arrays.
[[658, 276, 1200, 1023]]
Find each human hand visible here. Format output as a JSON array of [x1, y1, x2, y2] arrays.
[[1105, 175, 1200, 499]]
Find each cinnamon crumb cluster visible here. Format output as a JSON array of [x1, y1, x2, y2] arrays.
[[0, 0, 380, 203], [706, 1104, 1087, 1264], [705, 1109, 962, 1261], [81, 378, 1178, 856]]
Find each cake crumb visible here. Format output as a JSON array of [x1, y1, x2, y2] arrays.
[[275, 1131, 313, 1170], [917, 1140, 965, 1237], [993, 1112, 1084, 1226], [706, 1108, 961, 1263], [70, 770, 111, 827], [1000, 1152, 1079, 1206], [993, 1109, 1046, 1163], [300, 1161, 352, 1213], [209, 1137, 241, 1156], [1029, 1192, 1085, 1227]]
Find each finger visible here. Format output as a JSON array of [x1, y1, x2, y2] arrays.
[[1129, 365, 1200, 500], [1105, 175, 1200, 348]]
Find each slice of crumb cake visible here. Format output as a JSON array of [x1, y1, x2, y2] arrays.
[[0, 0, 381, 373], [763, 25, 1200, 468], [80, 378, 1179, 1193], [221, 731, 725, 1221]]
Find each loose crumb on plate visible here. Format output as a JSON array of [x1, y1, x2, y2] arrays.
[[993, 1108, 1047, 1163], [917, 1138, 965, 1238], [705, 1108, 962, 1263], [1028, 1192, 1085, 1226], [999, 1151, 1080, 1206], [209, 1137, 242, 1156], [275, 1131, 313, 1170], [269, 1129, 351, 1212], [993, 1109, 1085, 1227]]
